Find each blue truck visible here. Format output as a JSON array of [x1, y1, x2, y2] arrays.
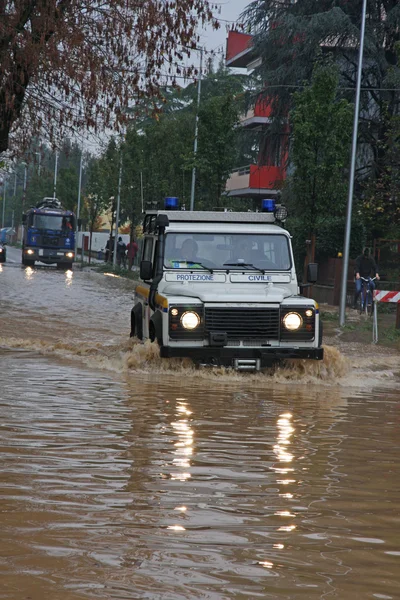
[[22, 198, 76, 269]]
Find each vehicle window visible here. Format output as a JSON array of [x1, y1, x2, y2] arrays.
[[32, 214, 74, 231], [152, 241, 159, 278], [164, 233, 291, 270], [142, 237, 154, 262]]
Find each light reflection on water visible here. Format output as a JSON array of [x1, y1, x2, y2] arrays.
[[1, 359, 399, 600], [0, 249, 400, 599]]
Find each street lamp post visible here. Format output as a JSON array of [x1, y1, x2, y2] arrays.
[[53, 151, 59, 199], [20, 162, 28, 242], [77, 150, 83, 226], [1, 177, 7, 229], [113, 152, 123, 268], [35, 151, 41, 176], [339, 0, 368, 326], [190, 46, 203, 211]]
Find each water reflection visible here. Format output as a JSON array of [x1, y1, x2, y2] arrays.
[[24, 265, 34, 280], [65, 269, 73, 286], [170, 399, 194, 482]]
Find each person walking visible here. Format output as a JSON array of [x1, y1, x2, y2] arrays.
[[116, 236, 127, 268], [126, 237, 139, 270], [105, 236, 114, 263]]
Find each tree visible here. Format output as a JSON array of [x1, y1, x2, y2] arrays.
[[85, 158, 111, 263], [0, 1, 217, 154], [244, 0, 400, 205], [287, 63, 353, 271], [196, 90, 240, 206], [362, 113, 400, 238]]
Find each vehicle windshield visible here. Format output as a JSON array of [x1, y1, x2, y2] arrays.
[[164, 233, 291, 270], [32, 214, 74, 231]]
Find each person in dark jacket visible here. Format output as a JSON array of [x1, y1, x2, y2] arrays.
[[116, 236, 127, 268], [105, 236, 114, 263], [353, 247, 380, 308]]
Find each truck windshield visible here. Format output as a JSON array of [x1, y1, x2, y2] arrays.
[[164, 233, 291, 271], [32, 214, 74, 231]]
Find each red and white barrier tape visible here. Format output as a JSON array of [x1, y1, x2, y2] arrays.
[[374, 290, 400, 303]]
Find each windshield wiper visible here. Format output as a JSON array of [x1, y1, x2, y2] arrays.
[[223, 262, 265, 274], [187, 261, 214, 273]]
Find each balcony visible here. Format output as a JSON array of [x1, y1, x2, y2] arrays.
[[225, 164, 286, 198], [240, 99, 273, 129], [226, 31, 254, 68]]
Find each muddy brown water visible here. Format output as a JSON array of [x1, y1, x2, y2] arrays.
[[1, 250, 400, 599]]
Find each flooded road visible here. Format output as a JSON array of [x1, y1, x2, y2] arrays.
[[1, 248, 400, 599]]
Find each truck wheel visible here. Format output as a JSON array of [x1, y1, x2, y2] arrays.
[[65, 262, 73, 270], [149, 322, 162, 345], [130, 315, 136, 338], [318, 321, 323, 347], [23, 259, 34, 267]]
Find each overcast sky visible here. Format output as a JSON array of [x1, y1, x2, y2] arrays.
[[199, 0, 249, 55]]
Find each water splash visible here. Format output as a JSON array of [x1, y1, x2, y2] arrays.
[[0, 335, 363, 387], [2, 334, 398, 388]]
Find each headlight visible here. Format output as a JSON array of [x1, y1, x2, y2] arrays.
[[181, 311, 200, 330], [283, 312, 302, 331], [66, 252, 74, 258], [27, 249, 34, 255], [0, 249, 3, 253]]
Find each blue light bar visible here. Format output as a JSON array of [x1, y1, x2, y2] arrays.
[[261, 199, 276, 213], [165, 197, 179, 210]]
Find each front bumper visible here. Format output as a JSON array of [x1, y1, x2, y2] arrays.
[[24, 248, 74, 263], [160, 346, 324, 368]]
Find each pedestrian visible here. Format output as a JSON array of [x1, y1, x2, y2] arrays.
[[126, 237, 139, 270], [105, 236, 114, 263], [353, 247, 380, 308], [116, 236, 127, 268]]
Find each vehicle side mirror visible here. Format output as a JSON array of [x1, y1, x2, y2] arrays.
[[307, 262, 318, 284], [140, 260, 153, 281], [22, 214, 26, 224]]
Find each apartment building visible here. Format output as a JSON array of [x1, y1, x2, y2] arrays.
[[225, 30, 287, 204]]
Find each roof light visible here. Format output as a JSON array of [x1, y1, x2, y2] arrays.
[[165, 197, 179, 210], [261, 199, 276, 213]]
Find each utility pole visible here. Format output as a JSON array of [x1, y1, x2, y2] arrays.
[[339, 0, 367, 326], [77, 150, 83, 225], [190, 46, 203, 211], [113, 152, 123, 268], [35, 151, 41, 176], [53, 151, 59, 199], [140, 171, 144, 214], [20, 163, 27, 242], [1, 178, 7, 228]]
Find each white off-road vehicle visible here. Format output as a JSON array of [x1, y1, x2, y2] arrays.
[[130, 200, 323, 371]]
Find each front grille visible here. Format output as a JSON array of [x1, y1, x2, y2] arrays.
[[43, 236, 59, 246], [205, 307, 280, 340]]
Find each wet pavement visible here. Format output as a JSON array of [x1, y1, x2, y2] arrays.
[[1, 247, 400, 599]]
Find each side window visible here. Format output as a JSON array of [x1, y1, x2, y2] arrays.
[[152, 241, 159, 278], [142, 237, 154, 262]]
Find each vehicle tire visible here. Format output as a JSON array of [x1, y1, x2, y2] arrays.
[[318, 320, 323, 347], [130, 315, 136, 338], [358, 293, 363, 315], [367, 296, 373, 317], [65, 262, 73, 270], [24, 259, 35, 267], [149, 322, 162, 345]]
